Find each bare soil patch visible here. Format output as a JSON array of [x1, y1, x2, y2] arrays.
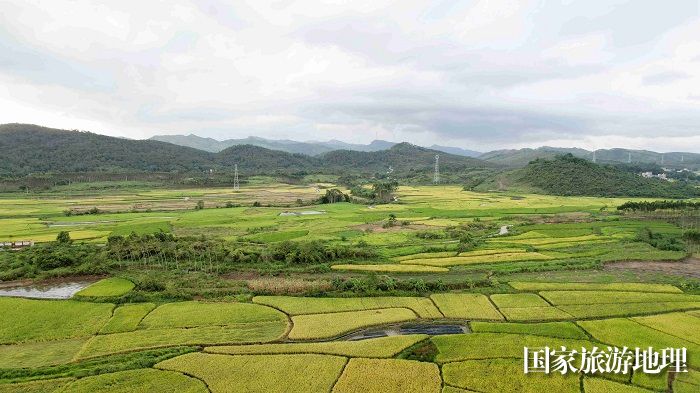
[[603, 258, 700, 279]]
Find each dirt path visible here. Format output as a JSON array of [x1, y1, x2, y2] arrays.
[[603, 258, 700, 279]]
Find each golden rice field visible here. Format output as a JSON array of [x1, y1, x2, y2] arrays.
[[1, 279, 700, 391], [1, 185, 699, 391]]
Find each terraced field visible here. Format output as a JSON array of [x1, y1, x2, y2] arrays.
[[2, 281, 698, 391], [1, 185, 699, 391]]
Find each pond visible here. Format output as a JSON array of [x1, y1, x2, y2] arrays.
[[343, 322, 470, 341], [0, 281, 93, 299]]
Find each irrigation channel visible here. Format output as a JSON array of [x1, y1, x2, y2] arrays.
[[343, 322, 470, 341], [0, 281, 93, 299]]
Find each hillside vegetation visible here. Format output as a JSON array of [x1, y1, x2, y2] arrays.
[[479, 154, 699, 198], [480, 146, 700, 169], [0, 124, 488, 178], [0, 124, 213, 174]]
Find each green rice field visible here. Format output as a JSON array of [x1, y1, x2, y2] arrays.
[[0, 184, 698, 391], [2, 281, 699, 391]]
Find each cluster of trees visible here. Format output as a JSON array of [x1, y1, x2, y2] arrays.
[[635, 228, 686, 251], [0, 231, 377, 281], [617, 200, 700, 212], [415, 222, 492, 252], [318, 189, 350, 204], [106, 233, 376, 268], [512, 154, 699, 198]]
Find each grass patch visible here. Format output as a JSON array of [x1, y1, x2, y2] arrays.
[[60, 368, 206, 393], [0, 298, 113, 344], [432, 333, 593, 363], [206, 335, 427, 357], [331, 264, 449, 273], [509, 282, 682, 293], [99, 303, 155, 334], [631, 369, 668, 391], [74, 278, 134, 297], [0, 378, 74, 393], [470, 321, 588, 339], [157, 352, 346, 393], [539, 291, 700, 305], [430, 294, 503, 320], [578, 318, 700, 368], [490, 294, 550, 308], [442, 358, 579, 392], [498, 306, 572, 321], [0, 346, 197, 384], [557, 302, 700, 318], [141, 301, 287, 329], [403, 252, 552, 267], [289, 308, 417, 340], [393, 252, 456, 261], [632, 312, 700, 345], [332, 358, 441, 393], [673, 369, 700, 393], [583, 378, 653, 393], [77, 323, 286, 358], [0, 338, 86, 368], [253, 296, 442, 318]]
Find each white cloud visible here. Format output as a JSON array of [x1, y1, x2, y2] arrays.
[[0, 0, 698, 152]]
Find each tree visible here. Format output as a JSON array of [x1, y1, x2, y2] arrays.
[[319, 189, 349, 204], [195, 200, 205, 210], [372, 181, 399, 203], [56, 231, 71, 244]]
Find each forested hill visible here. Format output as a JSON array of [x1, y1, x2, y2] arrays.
[[480, 146, 700, 169], [478, 154, 699, 198], [0, 124, 214, 174], [0, 124, 486, 177], [217, 145, 317, 172], [320, 143, 490, 174]]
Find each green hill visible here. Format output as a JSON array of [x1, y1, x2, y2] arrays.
[[477, 154, 699, 198], [480, 146, 700, 169], [0, 124, 487, 179], [0, 124, 214, 174], [216, 145, 317, 173]]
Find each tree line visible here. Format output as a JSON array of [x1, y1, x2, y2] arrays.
[[0, 232, 377, 281], [617, 200, 700, 212]]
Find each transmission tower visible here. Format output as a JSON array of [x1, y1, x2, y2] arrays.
[[433, 154, 440, 184], [592, 150, 597, 163], [233, 164, 240, 191], [628, 152, 632, 163], [661, 154, 664, 165]]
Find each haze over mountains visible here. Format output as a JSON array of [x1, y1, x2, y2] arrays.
[[150, 134, 481, 157], [152, 133, 700, 169], [0, 124, 489, 176], [2, 124, 698, 198]]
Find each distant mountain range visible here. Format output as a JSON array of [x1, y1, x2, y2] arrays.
[[480, 146, 700, 169], [2, 124, 697, 197], [0, 124, 489, 176], [150, 134, 699, 169], [150, 134, 482, 157]]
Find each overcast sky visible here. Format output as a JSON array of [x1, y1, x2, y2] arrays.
[[1, 1, 699, 152]]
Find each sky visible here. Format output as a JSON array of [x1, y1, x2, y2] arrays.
[[1, 0, 699, 153]]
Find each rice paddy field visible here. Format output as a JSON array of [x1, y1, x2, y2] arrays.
[[1, 184, 699, 391], [1, 281, 699, 392]]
